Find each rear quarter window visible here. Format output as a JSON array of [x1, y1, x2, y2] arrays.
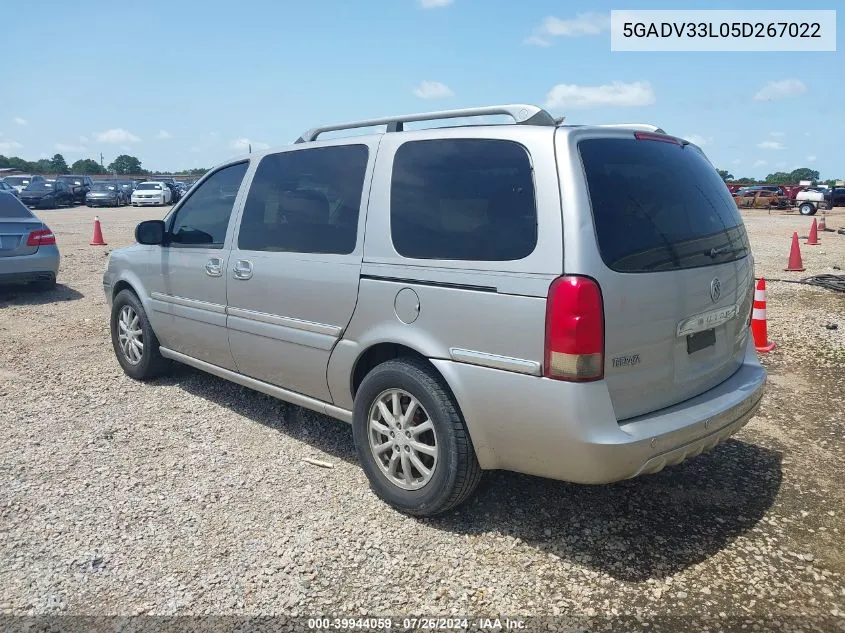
[[579, 137, 750, 272], [390, 138, 537, 261]]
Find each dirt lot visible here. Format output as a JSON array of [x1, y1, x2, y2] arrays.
[[1, 204, 844, 632]]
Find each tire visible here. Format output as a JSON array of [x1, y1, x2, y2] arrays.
[[799, 202, 817, 216], [110, 289, 170, 380], [352, 357, 482, 517]]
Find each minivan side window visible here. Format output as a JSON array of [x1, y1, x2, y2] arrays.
[[169, 161, 248, 248], [390, 139, 537, 261], [238, 144, 369, 255]]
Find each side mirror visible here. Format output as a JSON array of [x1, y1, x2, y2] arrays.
[[135, 220, 166, 245]]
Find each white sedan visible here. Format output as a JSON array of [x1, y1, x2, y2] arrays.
[[131, 182, 173, 206]]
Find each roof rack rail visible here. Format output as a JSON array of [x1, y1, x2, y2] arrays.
[[598, 123, 667, 134], [294, 104, 557, 143]]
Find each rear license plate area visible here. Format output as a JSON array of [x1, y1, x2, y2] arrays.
[[687, 328, 716, 354]]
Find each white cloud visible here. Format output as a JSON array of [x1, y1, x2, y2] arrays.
[[230, 138, 270, 151], [13, 117, 27, 126], [0, 140, 23, 152], [683, 134, 713, 146], [94, 128, 140, 143], [55, 143, 87, 153], [732, 159, 741, 165], [775, 161, 787, 168], [523, 35, 552, 47], [753, 159, 768, 168], [544, 80, 654, 109], [525, 12, 610, 46], [769, 131, 785, 137], [156, 130, 172, 140], [753, 79, 806, 101], [413, 80, 454, 99], [79, 135, 88, 143], [807, 155, 817, 163], [419, 0, 452, 7], [756, 140, 785, 150]]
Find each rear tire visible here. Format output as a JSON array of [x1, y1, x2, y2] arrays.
[[799, 202, 817, 216], [352, 357, 482, 517], [110, 289, 170, 380], [30, 275, 56, 291]]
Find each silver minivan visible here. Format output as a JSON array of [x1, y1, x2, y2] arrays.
[[103, 104, 766, 516]]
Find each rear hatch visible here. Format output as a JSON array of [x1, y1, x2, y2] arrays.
[[0, 194, 43, 257], [564, 130, 755, 421]]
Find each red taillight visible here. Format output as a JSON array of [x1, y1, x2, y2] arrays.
[[544, 276, 604, 382], [26, 228, 56, 247], [634, 131, 681, 145]]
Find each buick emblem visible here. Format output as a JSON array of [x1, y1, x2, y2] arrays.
[[710, 278, 721, 303]]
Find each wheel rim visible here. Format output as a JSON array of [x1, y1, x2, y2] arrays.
[[117, 305, 144, 364], [368, 388, 438, 491]]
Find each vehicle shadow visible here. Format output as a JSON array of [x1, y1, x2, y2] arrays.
[[0, 283, 84, 306], [167, 365, 782, 582]]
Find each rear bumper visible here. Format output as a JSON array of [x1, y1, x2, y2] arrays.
[[432, 335, 766, 483], [0, 246, 61, 285]]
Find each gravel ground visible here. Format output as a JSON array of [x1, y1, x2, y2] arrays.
[[1, 204, 844, 632]]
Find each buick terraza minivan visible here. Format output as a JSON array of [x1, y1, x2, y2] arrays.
[[103, 104, 766, 516]]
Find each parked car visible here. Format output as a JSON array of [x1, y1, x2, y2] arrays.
[[3, 174, 45, 194], [87, 181, 126, 207], [828, 186, 845, 207], [115, 180, 136, 202], [131, 181, 172, 206], [0, 181, 20, 197], [103, 104, 766, 516], [732, 189, 790, 210], [19, 180, 74, 209], [0, 191, 60, 289], [56, 175, 94, 205]]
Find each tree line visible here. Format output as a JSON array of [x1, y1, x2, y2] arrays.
[[716, 167, 839, 186], [0, 153, 208, 177]]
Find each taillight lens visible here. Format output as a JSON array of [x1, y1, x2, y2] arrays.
[[544, 276, 604, 382], [26, 228, 56, 247], [634, 131, 681, 145]]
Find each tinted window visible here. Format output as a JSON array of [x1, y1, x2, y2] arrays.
[[579, 137, 750, 273], [390, 139, 537, 261], [169, 162, 248, 248], [0, 192, 34, 218], [238, 144, 369, 254]]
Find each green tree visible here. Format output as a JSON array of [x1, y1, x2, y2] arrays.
[[70, 158, 102, 174], [789, 167, 820, 183], [108, 154, 143, 175], [70, 158, 104, 175], [717, 169, 734, 181], [764, 171, 791, 184], [733, 177, 755, 184], [6, 156, 33, 171], [32, 159, 53, 173], [50, 153, 69, 173]]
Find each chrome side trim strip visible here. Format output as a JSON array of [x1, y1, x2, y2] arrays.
[[449, 347, 541, 376], [226, 307, 342, 338], [158, 347, 352, 424], [150, 292, 226, 314]]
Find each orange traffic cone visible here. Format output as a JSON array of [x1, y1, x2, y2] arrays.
[[751, 278, 775, 353], [819, 214, 827, 231], [806, 218, 820, 245], [90, 216, 107, 246], [784, 232, 805, 271]]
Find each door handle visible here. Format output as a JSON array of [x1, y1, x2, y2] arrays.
[[204, 258, 223, 277], [232, 259, 253, 280]]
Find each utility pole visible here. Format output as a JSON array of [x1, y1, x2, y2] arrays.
[[100, 153, 105, 173]]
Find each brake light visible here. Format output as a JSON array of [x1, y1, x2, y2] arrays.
[[26, 228, 56, 246], [544, 276, 604, 382], [634, 131, 681, 145]]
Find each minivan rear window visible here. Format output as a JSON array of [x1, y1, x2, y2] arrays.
[[579, 137, 750, 273]]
